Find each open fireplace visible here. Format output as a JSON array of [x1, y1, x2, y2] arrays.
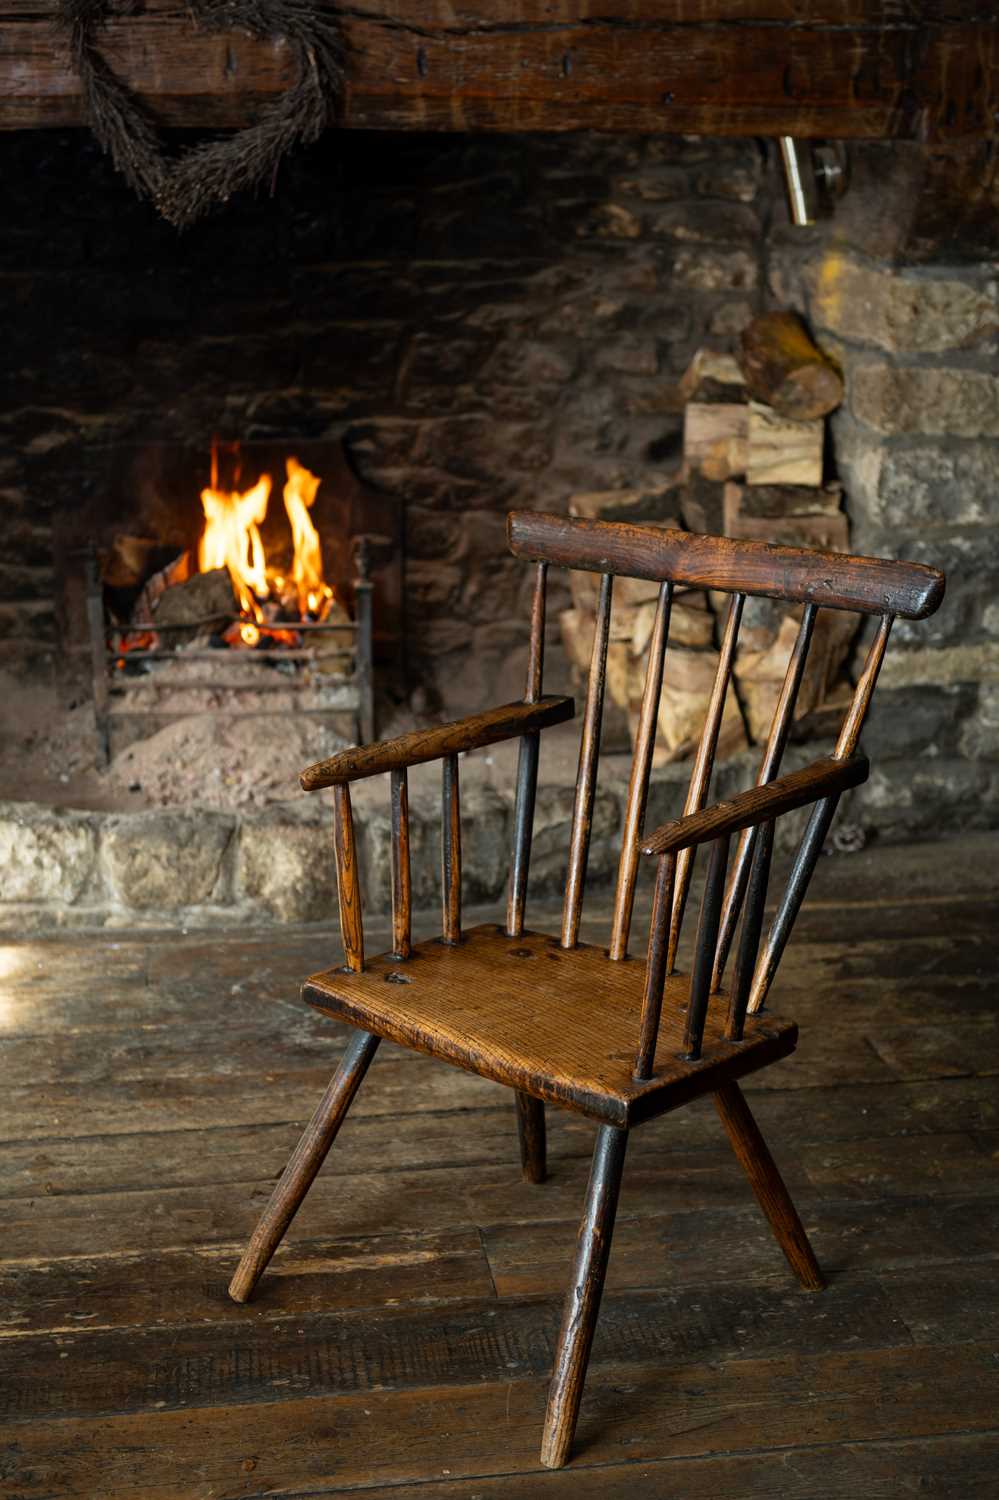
[[74, 438, 402, 762]]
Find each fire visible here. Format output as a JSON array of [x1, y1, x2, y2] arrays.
[[198, 473, 271, 622], [195, 446, 334, 643], [284, 457, 334, 618]]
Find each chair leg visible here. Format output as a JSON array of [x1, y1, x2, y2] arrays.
[[229, 1028, 380, 1304], [515, 1091, 547, 1183], [713, 1079, 824, 1292], [540, 1122, 628, 1469]]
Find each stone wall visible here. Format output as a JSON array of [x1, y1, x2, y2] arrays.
[[766, 156, 999, 839], [1, 129, 995, 862]]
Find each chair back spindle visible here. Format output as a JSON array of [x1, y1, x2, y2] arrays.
[[746, 613, 894, 1014], [682, 833, 730, 1060], [525, 561, 548, 703], [726, 818, 775, 1040], [390, 767, 412, 960], [442, 753, 462, 945], [562, 572, 613, 949], [507, 562, 548, 938], [633, 850, 676, 1080], [834, 611, 894, 760], [712, 602, 817, 991], [332, 784, 365, 972], [609, 581, 673, 960], [666, 592, 745, 973]]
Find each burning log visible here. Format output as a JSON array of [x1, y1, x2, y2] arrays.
[[151, 567, 239, 643]]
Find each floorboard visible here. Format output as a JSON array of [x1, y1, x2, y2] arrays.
[[1, 831, 997, 1497]]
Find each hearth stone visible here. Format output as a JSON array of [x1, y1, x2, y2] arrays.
[[0, 805, 98, 905], [4, 734, 996, 931], [102, 809, 234, 909]]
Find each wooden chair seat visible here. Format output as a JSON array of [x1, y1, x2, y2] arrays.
[[304, 923, 797, 1127]]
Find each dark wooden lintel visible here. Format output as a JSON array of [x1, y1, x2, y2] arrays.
[[1, 2, 996, 140]]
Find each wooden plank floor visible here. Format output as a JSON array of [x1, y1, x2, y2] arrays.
[[1, 832, 997, 1498]]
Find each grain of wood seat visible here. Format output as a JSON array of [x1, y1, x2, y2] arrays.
[[305, 924, 797, 1128], [229, 508, 945, 1471]]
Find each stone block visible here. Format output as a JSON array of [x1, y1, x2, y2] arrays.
[[811, 255, 998, 354], [861, 684, 978, 760], [869, 529, 999, 650], [529, 783, 621, 895], [709, 301, 755, 336], [875, 443, 999, 528], [695, 162, 762, 202], [0, 805, 97, 904], [103, 810, 233, 910], [961, 683, 999, 761], [879, 641, 999, 691], [673, 249, 758, 292], [355, 778, 511, 917], [857, 759, 999, 841], [852, 365, 999, 438], [649, 202, 760, 244], [614, 168, 690, 202], [594, 339, 659, 376], [485, 339, 578, 387], [237, 805, 333, 924], [582, 203, 642, 240]]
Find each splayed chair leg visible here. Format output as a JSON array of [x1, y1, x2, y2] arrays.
[[714, 1079, 824, 1292], [540, 1122, 628, 1468], [515, 1092, 547, 1184], [229, 1028, 380, 1304]]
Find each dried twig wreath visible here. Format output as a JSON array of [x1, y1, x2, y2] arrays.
[[57, 0, 344, 227]]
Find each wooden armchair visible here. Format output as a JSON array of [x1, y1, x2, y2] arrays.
[[229, 511, 945, 1469]]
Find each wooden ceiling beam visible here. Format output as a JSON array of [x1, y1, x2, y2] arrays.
[[1, 2, 996, 140]]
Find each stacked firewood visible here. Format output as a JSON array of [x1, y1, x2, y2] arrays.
[[560, 312, 854, 765]]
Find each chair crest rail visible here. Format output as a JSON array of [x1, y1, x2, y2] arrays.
[[642, 754, 869, 856], [508, 510, 945, 620], [301, 695, 574, 790]]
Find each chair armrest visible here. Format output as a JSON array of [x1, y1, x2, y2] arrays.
[[300, 695, 575, 791], [641, 754, 869, 856]]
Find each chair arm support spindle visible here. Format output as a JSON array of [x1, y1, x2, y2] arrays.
[[442, 754, 461, 945], [727, 819, 775, 1040], [390, 768, 411, 960], [507, 731, 540, 938], [747, 792, 839, 1015], [332, 785, 364, 973]]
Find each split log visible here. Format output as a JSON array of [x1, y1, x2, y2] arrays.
[[683, 404, 748, 481], [723, 480, 845, 521], [734, 609, 857, 743], [638, 646, 748, 766], [746, 402, 824, 487], [723, 482, 849, 551], [739, 312, 844, 421], [680, 350, 746, 405]]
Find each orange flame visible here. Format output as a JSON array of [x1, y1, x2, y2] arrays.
[[283, 457, 334, 618], [194, 445, 333, 644], [198, 472, 271, 621]]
